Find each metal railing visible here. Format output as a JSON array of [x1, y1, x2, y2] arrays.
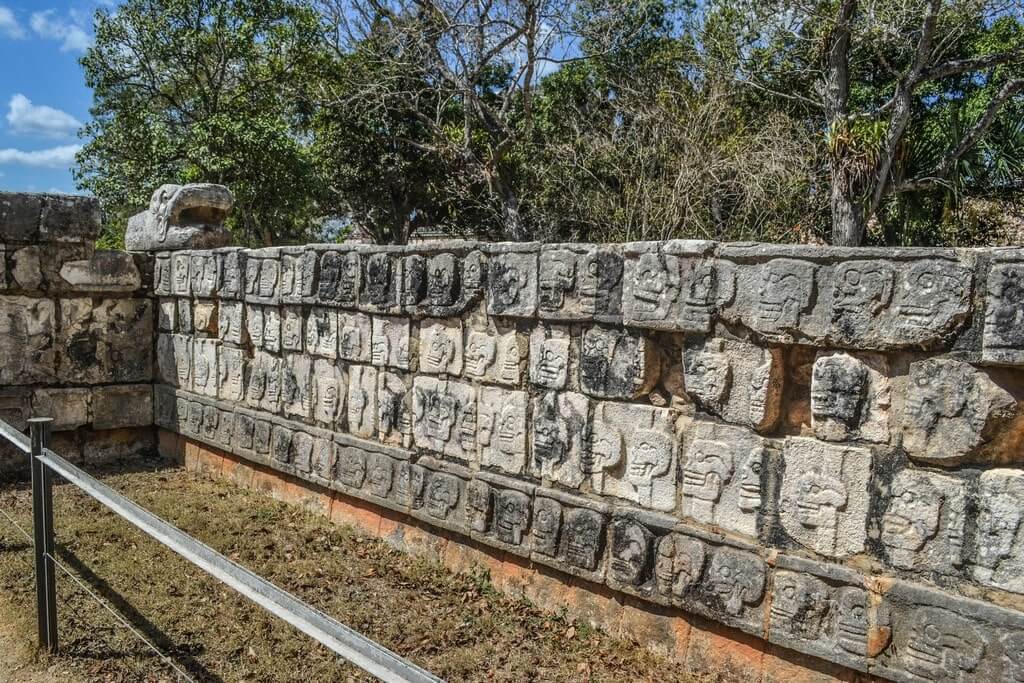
[[0, 416, 442, 683]]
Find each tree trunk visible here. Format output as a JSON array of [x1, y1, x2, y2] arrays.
[[830, 168, 866, 246], [492, 172, 527, 241]]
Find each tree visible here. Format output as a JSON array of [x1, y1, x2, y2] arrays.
[[705, 0, 1024, 245], [76, 0, 325, 247]]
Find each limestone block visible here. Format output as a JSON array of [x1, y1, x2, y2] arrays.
[[281, 306, 304, 352], [191, 338, 219, 398], [189, 253, 218, 297], [253, 419, 272, 456], [218, 301, 245, 345], [360, 251, 399, 312], [679, 421, 767, 537], [538, 245, 624, 321], [32, 388, 90, 431], [281, 353, 312, 419], [154, 254, 172, 296], [193, 301, 218, 335], [682, 337, 783, 432], [313, 358, 346, 429], [233, 411, 255, 453], [650, 532, 707, 605], [592, 402, 679, 511], [347, 365, 378, 439], [0, 389, 32, 431], [38, 193, 101, 242], [157, 299, 176, 332], [422, 465, 468, 529], [881, 469, 965, 574], [811, 352, 890, 443], [580, 326, 658, 399], [152, 386, 178, 431], [92, 384, 153, 429], [156, 334, 191, 388], [243, 250, 281, 304], [491, 483, 533, 552], [487, 248, 538, 317], [280, 248, 316, 304], [401, 254, 427, 308], [306, 307, 338, 359], [334, 443, 367, 487], [0, 296, 56, 384], [11, 246, 42, 289], [900, 358, 1016, 465], [171, 252, 190, 296], [767, 564, 890, 671], [420, 318, 463, 375], [245, 305, 280, 352], [423, 253, 459, 311], [176, 297, 193, 334], [377, 371, 413, 447], [607, 517, 655, 588], [370, 316, 410, 369], [311, 437, 335, 482], [530, 391, 588, 488], [217, 346, 246, 402], [59, 298, 152, 384], [364, 452, 395, 500], [339, 312, 372, 362], [244, 351, 281, 413], [530, 491, 608, 581], [415, 249, 486, 317], [214, 409, 235, 451], [0, 245, 6, 289], [316, 249, 360, 307], [270, 424, 292, 465], [529, 325, 570, 389], [464, 323, 525, 386], [871, 580, 1024, 683], [0, 192, 42, 242], [972, 468, 1024, 594], [412, 377, 477, 462], [779, 437, 872, 558], [216, 249, 245, 300], [984, 261, 1024, 364], [394, 461, 428, 510], [124, 184, 233, 251], [56, 250, 141, 294], [621, 241, 727, 332], [478, 387, 528, 475]]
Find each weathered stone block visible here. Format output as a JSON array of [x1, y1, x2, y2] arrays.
[[338, 312, 372, 362], [280, 248, 316, 304], [682, 337, 783, 432], [972, 468, 1024, 594], [0, 192, 42, 242], [281, 353, 312, 419], [11, 246, 42, 289], [811, 351, 890, 443], [305, 307, 338, 359], [0, 295, 56, 384], [360, 250, 400, 312], [244, 351, 281, 413], [900, 358, 1016, 465], [245, 305, 280, 351], [313, 358, 346, 429], [412, 377, 477, 462], [216, 248, 245, 300], [191, 338, 219, 398], [621, 240, 725, 332], [370, 316, 410, 369], [530, 490, 608, 582], [176, 297, 193, 334], [217, 301, 245, 345], [538, 245, 625, 321], [218, 346, 245, 402], [92, 384, 153, 429], [0, 388, 32, 431], [243, 250, 281, 304], [779, 437, 871, 558], [529, 325, 570, 389], [530, 391, 588, 488], [478, 387, 528, 475], [39, 193, 102, 242], [171, 252, 191, 296], [881, 469, 965, 574], [189, 253, 219, 297], [193, 301, 217, 335], [487, 248, 538, 317], [347, 365, 378, 439], [156, 334, 191, 388], [157, 299, 176, 332], [153, 253, 172, 296], [59, 298, 152, 384], [680, 421, 767, 536], [580, 326, 658, 399], [596, 403, 680, 511], [281, 306, 303, 352], [464, 322, 524, 385], [316, 249, 360, 307], [32, 387, 90, 431], [377, 371, 413, 447], [420, 318, 463, 375], [124, 184, 232, 251]]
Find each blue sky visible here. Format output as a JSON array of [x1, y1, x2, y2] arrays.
[[0, 1, 106, 194]]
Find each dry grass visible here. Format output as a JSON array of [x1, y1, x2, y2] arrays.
[[0, 457, 682, 682]]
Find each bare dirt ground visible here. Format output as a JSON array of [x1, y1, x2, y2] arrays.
[[0, 457, 681, 682]]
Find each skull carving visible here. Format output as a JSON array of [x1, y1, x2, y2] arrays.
[[811, 354, 869, 428], [563, 509, 604, 571], [770, 572, 830, 640], [427, 254, 458, 306], [832, 261, 895, 338], [881, 471, 943, 565], [756, 259, 815, 331], [609, 519, 652, 586], [706, 548, 765, 616], [632, 252, 680, 320], [684, 350, 732, 408], [682, 439, 734, 510], [655, 534, 706, 599], [584, 405, 624, 477], [833, 587, 890, 657], [490, 260, 526, 310], [495, 490, 530, 546], [335, 447, 366, 488], [466, 480, 493, 533], [902, 608, 983, 681], [426, 473, 460, 520], [737, 447, 765, 513], [795, 468, 848, 529], [532, 498, 562, 556], [401, 254, 427, 306], [539, 249, 576, 312], [465, 332, 497, 377], [365, 253, 393, 305], [975, 472, 1024, 575]]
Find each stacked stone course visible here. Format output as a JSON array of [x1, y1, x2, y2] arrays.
[[0, 192, 154, 463], [152, 237, 1024, 682]]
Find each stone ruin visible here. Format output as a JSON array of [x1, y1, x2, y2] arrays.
[[10, 185, 1024, 681]]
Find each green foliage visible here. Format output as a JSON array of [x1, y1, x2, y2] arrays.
[[76, 0, 326, 246]]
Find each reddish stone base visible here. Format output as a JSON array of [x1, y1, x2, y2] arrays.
[[159, 429, 880, 683]]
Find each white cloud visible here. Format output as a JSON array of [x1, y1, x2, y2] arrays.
[[0, 144, 82, 168], [0, 6, 25, 39], [6, 94, 82, 138], [30, 9, 91, 52]]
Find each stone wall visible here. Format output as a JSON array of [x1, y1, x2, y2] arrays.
[[0, 191, 155, 465], [149, 239, 1024, 682]]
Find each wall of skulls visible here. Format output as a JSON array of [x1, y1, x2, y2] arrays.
[[152, 239, 1024, 682], [0, 191, 154, 463]]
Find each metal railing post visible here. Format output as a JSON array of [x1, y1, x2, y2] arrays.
[[29, 417, 57, 653]]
